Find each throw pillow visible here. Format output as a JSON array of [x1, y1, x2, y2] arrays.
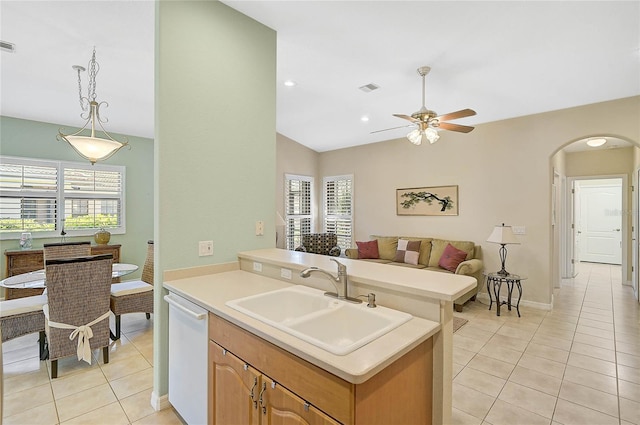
[[439, 243, 468, 272], [356, 240, 379, 259], [394, 239, 421, 265]]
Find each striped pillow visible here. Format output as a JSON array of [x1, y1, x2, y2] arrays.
[[394, 239, 421, 265]]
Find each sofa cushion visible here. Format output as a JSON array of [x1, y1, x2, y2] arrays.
[[356, 240, 379, 259], [438, 243, 469, 272], [371, 236, 399, 261], [428, 239, 475, 268], [394, 239, 421, 265], [400, 237, 433, 266], [359, 258, 392, 264], [389, 262, 427, 269]]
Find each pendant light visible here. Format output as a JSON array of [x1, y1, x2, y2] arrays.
[[57, 48, 128, 164]]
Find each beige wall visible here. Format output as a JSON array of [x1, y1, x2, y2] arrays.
[[565, 147, 634, 177], [276, 133, 320, 229], [309, 96, 640, 307]]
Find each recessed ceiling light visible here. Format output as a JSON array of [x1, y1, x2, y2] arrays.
[[0, 40, 16, 53], [359, 83, 380, 93], [586, 138, 607, 147], [361, 116, 369, 122], [284, 80, 296, 87]]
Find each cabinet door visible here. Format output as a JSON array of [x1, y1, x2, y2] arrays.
[[211, 341, 261, 425], [261, 376, 341, 425]]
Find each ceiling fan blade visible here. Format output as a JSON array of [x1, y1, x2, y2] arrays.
[[393, 113, 420, 123], [370, 124, 415, 134], [436, 108, 476, 122], [438, 122, 475, 133]]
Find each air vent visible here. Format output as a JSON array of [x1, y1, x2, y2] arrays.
[[359, 83, 380, 93], [0, 41, 16, 53]]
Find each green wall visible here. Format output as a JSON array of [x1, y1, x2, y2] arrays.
[[0, 116, 154, 287], [155, 0, 276, 398]]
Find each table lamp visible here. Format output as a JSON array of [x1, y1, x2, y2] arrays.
[[487, 223, 520, 276]]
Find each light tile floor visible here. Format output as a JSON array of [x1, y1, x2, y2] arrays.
[[2, 262, 638, 424], [452, 262, 640, 425], [1, 313, 184, 425]]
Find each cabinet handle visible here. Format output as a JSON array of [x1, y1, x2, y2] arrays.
[[259, 382, 267, 415], [249, 377, 258, 409], [304, 402, 310, 412], [222, 348, 227, 356]]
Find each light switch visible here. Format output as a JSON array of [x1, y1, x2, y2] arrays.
[[512, 226, 526, 235], [198, 240, 213, 256]]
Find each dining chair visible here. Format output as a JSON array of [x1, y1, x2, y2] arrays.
[[43, 241, 91, 261], [43, 254, 113, 378], [0, 294, 48, 359], [109, 240, 154, 340]]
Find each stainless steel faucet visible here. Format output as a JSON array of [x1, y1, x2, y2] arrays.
[[300, 259, 362, 303]]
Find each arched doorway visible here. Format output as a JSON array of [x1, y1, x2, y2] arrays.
[[551, 136, 639, 302]]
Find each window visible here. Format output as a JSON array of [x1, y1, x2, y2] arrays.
[[0, 156, 126, 238], [284, 174, 313, 250], [323, 175, 353, 250]]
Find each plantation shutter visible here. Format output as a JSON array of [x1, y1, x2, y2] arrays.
[[323, 175, 353, 250], [63, 167, 124, 229], [284, 174, 313, 250], [0, 160, 58, 233]]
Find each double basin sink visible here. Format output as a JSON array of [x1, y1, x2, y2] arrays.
[[225, 285, 412, 355]]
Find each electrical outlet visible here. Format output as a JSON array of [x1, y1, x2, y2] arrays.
[[280, 268, 292, 279], [512, 226, 526, 235], [253, 262, 262, 272], [255, 220, 264, 236], [198, 240, 213, 256]]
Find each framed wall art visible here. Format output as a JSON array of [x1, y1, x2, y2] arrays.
[[396, 185, 459, 216]]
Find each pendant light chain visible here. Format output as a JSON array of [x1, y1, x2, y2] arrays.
[[76, 66, 85, 111], [87, 47, 99, 102]]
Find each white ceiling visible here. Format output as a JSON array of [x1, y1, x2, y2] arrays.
[[1, 1, 639, 153]]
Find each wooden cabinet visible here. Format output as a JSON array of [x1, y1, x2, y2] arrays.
[[3, 244, 121, 300], [210, 340, 339, 425], [208, 313, 432, 425]]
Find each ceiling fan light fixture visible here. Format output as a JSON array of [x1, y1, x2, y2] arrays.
[[425, 127, 440, 144], [407, 128, 423, 145], [586, 138, 607, 147]]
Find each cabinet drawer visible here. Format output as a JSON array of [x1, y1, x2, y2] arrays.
[[7, 252, 44, 274], [209, 314, 354, 424]]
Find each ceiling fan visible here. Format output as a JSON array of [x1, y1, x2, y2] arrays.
[[372, 66, 476, 145]]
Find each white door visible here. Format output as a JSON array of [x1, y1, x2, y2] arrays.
[[579, 182, 623, 264], [633, 169, 639, 301], [570, 181, 581, 277]]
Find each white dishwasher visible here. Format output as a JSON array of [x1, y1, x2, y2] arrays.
[[165, 293, 208, 425]]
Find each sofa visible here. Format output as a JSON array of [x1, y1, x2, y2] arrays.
[[345, 235, 482, 311], [295, 233, 341, 257]]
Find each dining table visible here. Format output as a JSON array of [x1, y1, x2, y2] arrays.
[[0, 263, 139, 289]]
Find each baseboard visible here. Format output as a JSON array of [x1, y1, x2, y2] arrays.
[[150, 391, 171, 412], [476, 293, 552, 311]]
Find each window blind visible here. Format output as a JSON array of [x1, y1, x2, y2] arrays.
[[0, 156, 126, 238]]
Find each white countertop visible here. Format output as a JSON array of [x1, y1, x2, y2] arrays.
[[163, 269, 440, 384], [238, 248, 477, 301]]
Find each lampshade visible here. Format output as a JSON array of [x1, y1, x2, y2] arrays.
[[487, 224, 520, 245]]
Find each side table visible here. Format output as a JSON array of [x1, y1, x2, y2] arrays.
[[485, 272, 527, 317]]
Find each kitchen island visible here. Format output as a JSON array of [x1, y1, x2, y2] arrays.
[[163, 248, 476, 424]]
